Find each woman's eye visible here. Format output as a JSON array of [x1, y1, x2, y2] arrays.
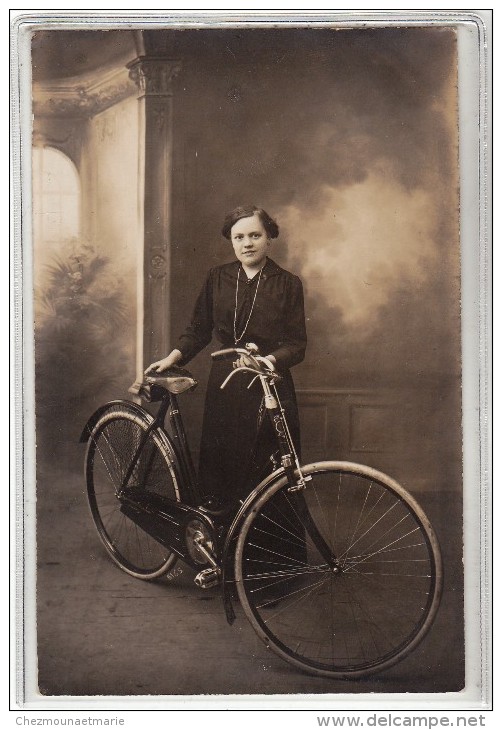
[[251, 233, 262, 239]]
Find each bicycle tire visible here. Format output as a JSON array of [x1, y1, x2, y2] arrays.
[[235, 461, 443, 679], [85, 404, 179, 580]]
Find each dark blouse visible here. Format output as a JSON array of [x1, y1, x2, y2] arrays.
[[176, 258, 307, 371]]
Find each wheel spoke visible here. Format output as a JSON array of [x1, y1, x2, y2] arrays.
[[256, 514, 307, 547], [260, 574, 332, 619], [338, 500, 399, 564], [245, 541, 311, 567], [344, 525, 423, 570]]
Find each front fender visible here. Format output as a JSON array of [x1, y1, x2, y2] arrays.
[[79, 399, 153, 442], [221, 466, 289, 624]]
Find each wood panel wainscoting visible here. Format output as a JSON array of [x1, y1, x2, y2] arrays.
[[296, 386, 458, 495]]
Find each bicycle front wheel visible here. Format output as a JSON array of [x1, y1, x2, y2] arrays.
[[235, 462, 442, 678], [85, 405, 179, 579]]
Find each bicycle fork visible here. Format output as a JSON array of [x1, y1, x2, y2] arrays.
[[264, 378, 339, 570]]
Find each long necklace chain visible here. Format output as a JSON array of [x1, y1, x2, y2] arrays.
[[233, 265, 263, 344]]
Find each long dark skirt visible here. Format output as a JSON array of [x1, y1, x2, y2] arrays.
[[198, 361, 307, 589], [197, 360, 301, 505]]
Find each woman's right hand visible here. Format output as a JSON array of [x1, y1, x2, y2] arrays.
[[144, 349, 182, 375]]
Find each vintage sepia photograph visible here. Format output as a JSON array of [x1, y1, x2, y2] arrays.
[[17, 13, 484, 702]]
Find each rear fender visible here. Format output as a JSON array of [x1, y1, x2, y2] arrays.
[[79, 400, 153, 442]]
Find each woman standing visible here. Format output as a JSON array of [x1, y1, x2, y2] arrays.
[[145, 205, 307, 507]]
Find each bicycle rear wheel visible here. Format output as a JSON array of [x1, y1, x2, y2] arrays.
[[235, 462, 442, 678], [85, 404, 179, 579]]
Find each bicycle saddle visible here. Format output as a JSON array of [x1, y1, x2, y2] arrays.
[[145, 367, 198, 394]]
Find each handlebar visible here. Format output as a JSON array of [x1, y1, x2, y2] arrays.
[[211, 343, 279, 389], [211, 348, 244, 362]]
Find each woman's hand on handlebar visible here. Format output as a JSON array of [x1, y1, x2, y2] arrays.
[[232, 353, 276, 371], [262, 354, 276, 371], [145, 349, 182, 375], [233, 353, 256, 370]]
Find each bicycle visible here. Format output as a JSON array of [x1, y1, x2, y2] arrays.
[[81, 343, 443, 679]]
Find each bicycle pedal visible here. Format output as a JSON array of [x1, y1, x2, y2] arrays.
[[194, 567, 221, 589]]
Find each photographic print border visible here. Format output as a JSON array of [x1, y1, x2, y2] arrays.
[[10, 8, 492, 713]]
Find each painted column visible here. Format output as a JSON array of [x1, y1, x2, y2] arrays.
[[128, 56, 181, 386]]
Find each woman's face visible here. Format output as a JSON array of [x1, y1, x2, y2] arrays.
[[230, 213, 270, 268]]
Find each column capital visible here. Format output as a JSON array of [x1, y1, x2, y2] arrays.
[[127, 57, 181, 98]]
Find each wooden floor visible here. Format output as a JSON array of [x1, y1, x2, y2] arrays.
[[35, 446, 464, 699]]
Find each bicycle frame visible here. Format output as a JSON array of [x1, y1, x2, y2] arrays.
[[81, 349, 337, 591]]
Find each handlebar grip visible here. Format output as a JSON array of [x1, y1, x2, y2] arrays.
[[211, 348, 238, 361]]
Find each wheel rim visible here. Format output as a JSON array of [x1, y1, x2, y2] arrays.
[[86, 411, 177, 578], [236, 466, 442, 677]]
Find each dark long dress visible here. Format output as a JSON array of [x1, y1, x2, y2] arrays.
[[176, 257, 307, 504]]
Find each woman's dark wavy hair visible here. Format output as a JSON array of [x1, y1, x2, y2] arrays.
[[221, 205, 279, 240]]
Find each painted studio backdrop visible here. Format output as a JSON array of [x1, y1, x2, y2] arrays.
[[32, 26, 463, 695]]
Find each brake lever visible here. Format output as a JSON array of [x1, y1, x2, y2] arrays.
[[255, 355, 276, 372], [247, 374, 260, 390], [220, 366, 263, 390]]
